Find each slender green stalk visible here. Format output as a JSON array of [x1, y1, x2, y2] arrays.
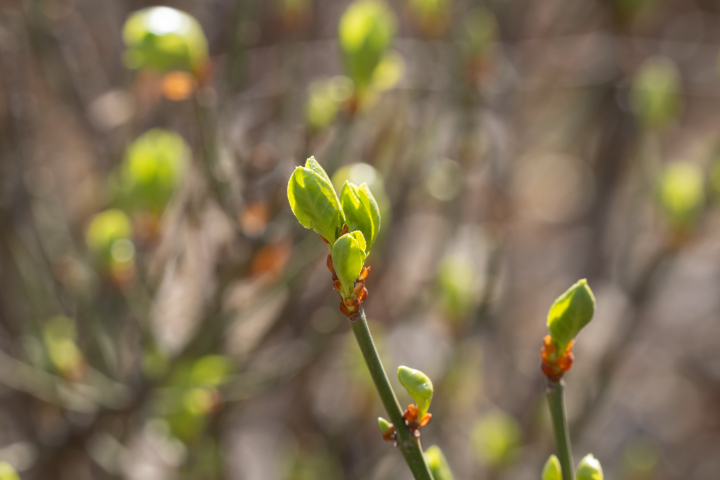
[[349, 308, 434, 480], [546, 380, 574, 480]]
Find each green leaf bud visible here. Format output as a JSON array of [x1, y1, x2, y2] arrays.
[[43, 316, 83, 376], [470, 410, 521, 467], [119, 129, 188, 214], [122, 7, 209, 73], [425, 445, 456, 480], [630, 56, 681, 130], [377, 417, 393, 435], [542, 454, 562, 480], [547, 279, 596, 353], [576, 454, 603, 480], [331, 231, 367, 298], [657, 162, 704, 229], [86, 209, 134, 268], [288, 157, 346, 244], [397, 366, 433, 417], [0, 462, 19, 480], [339, 0, 396, 92], [340, 181, 381, 254]]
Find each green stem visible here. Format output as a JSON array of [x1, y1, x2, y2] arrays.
[[350, 307, 434, 480], [546, 379, 574, 480]]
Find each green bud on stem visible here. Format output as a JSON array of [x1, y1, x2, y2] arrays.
[[576, 454, 603, 480], [542, 454, 562, 480], [397, 366, 433, 417], [547, 279, 596, 353], [425, 445, 456, 480]]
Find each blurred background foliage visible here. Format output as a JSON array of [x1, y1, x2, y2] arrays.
[[1, 0, 720, 479]]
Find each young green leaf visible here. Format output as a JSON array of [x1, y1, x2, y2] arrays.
[[340, 181, 381, 253], [288, 159, 345, 244], [657, 162, 704, 229], [339, 0, 396, 92], [331, 231, 367, 298], [397, 366, 433, 417], [542, 454, 562, 480], [377, 417, 393, 436], [547, 279, 595, 353], [630, 56, 681, 130], [122, 6, 208, 73], [576, 454, 603, 480], [425, 445, 456, 480]]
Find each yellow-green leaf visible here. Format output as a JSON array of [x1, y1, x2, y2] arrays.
[[630, 57, 681, 130], [122, 6, 208, 73], [331, 231, 367, 297], [425, 445, 456, 480], [546, 279, 595, 353], [397, 366, 433, 417], [542, 455, 562, 480], [339, 0, 396, 92], [119, 128, 188, 214], [576, 454, 603, 480], [288, 160, 345, 243], [340, 181, 381, 253], [657, 162, 704, 228], [377, 417, 393, 435]]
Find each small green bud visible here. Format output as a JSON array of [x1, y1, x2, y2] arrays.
[[657, 162, 704, 229], [0, 462, 19, 480], [339, 0, 396, 92], [122, 7, 208, 73], [288, 157, 346, 244], [542, 454, 562, 480], [576, 454, 603, 480], [120, 129, 188, 214], [630, 56, 681, 130], [547, 279, 596, 353], [470, 410, 521, 467], [377, 417, 393, 435], [340, 181, 381, 254], [397, 366, 433, 417], [332, 231, 367, 298], [425, 445, 456, 480], [86, 209, 134, 268]]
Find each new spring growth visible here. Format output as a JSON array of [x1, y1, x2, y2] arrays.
[[122, 7, 209, 75], [288, 157, 381, 316], [541, 279, 595, 381], [576, 454, 603, 480], [425, 445, 456, 480], [397, 366, 433, 435], [657, 162, 705, 235], [288, 157, 346, 245], [339, 0, 396, 94], [542, 454, 562, 480], [378, 417, 396, 442]]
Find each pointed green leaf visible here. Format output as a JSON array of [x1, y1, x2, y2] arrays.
[[288, 163, 345, 243], [542, 455, 562, 480], [397, 366, 433, 417], [576, 454, 603, 480], [331, 231, 367, 297], [425, 445, 456, 480], [377, 417, 393, 435], [547, 279, 595, 353], [304, 156, 333, 187], [340, 181, 381, 253]]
